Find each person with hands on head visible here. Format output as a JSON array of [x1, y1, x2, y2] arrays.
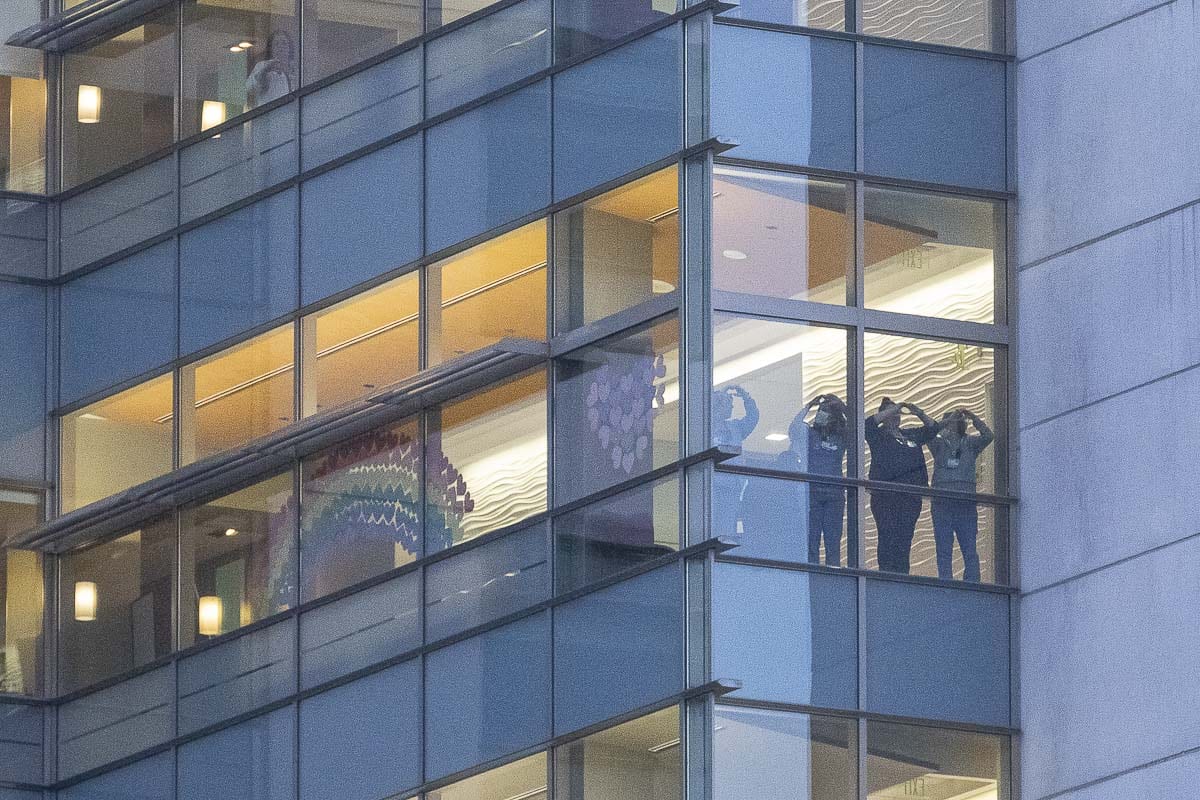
[[246, 30, 295, 108], [711, 384, 760, 538], [779, 393, 851, 566], [865, 397, 937, 574], [927, 408, 994, 582]]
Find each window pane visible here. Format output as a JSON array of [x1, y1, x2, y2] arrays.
[[179, 620, 295, 733], [714, 707, 856, 800], [425, 614, 551, 779], [180, 325, 295, 464], [864, 186, 1003, 324], [711, 27, 854, 171], [0, 283, 44, 480], [554, 0, 678, 61], [428, 0, 497, 28], [555, 706, 681, 800], [61, 374, 174, 512], [555, 475, 678, 593], [427, 370, 548, 553], [427, 753, 547, 800], [427, 220, 547, 365], [863, 45, 1006, 190], [716, 474, 853, 568], [712, 166, 851, 305], [182, 0, 298, 138], [864, 492, 1006, 583], [866, 722, 1009, 800], [426, 81, 551, 253], [303, 272, 419, 414], [300, 49, 421, 169], [865, 581, 1009, 725], [0, 524, 42, 695], [180, 473, 297, 644], [861, 0, 1003, 51], [58, 522, 176, 694], [554, 317, 679, 505], [0, 200, 46, 279], [553, 27, 680, 200], [426, 0, 550, 117], [179, 707, 296, 800], [61, 751, 173, 800], [58, 666, 174, 778], [300, 419, 422, 600], [62, 10, 177, 188], [300, 137, 422, 305], [554, 166, 678, 333], [0, 701, 40, 784], [0, 24, 45, 193], [303, 0, 420, 82], [425, 524, 549, 641], [717, 0, 846, 29], [300, 660, 421, 800], [180, 189, 299, 355]]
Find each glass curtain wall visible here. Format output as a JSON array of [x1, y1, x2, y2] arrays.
[[0, 1, 46, 193]]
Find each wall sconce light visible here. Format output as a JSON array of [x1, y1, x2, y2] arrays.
[[77, 85, 102, 124], [201, 100, 227, 133], [198, 596, 223, 637], [74, 581, 98, 621]]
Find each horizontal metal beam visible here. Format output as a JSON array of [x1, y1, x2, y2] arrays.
[[6, 0, 174, 52]]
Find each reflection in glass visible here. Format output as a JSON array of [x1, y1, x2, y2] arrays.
[[303, 0, 421, 83], [861, 0, 1003, 51], [864, 494, 1005, 583], [426, 753, 547, 800], [712, 166, 851, 305], [301, 419, 422, 600], [60, 374, 174, 513], [0, 495, 42, 694], [179, 706, 296, 800], [865, 185, 1003, 324], [714, 706, 856, 800], [428, 220, 547, 365], [554, 0, 678, 61], [866, 721, 1008, 799], [554, 166, 679, 333], [180, 473, 297, 645], [718, 0, 845, 29], [555, 706, 681, 800], [718, 474, 853, 567], [58, 522, 176, 694]]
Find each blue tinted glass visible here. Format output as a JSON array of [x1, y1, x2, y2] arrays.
[[426, 0, 551, 117], [717, 474, 853, 567], [301, 50, 422, 170], [425, 613, 551, 779], [712, 563, 857, 708], [711, 25, 854, 171], [425, 525, 550, 641], [0, 704, 41, 785], [180, 189, 298, 354], [301, 137, 422, 305], [863, 45, 1006, 190], [61, 751, 173, 800], [0, 200, 46, 278], [0, 284, 44, 479], [717, 0, 846, 28], [426, 81, 551, 253], [554, 0, 677, 61], [553, 562, 682, 733], [60, 240, 176, 404], [300, 660, 421, 800], [553, 27, 681, 200], [58, 667, 174, 780], [866, 580, 1009, 725], [179, 707, 295, 800]]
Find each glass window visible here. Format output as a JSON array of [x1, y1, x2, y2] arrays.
[[555, 706, 681, 800], [712, 563, 857, 707], [180, 473, 297, 645], [62, 9, 178, 189], [427, 0, 497, 28], [302, 271, 420, 414], [0, 700, 40, 783], [427, 220, 547, 365], [714, 706, 856, 800], [58, 522, 176, 694], [555, 475, 678, 593], [179, 620, 295, 733], [553, 562, 682, 733], [300, 660, 421, 800], [864, 186, 1004, 324], [60, 374, 174, 513], [864, 491, 1006, 583], [712, 166, 851, 306], [0, 283, 44, 480], [716, 473, 854, 567], [182, 0, 299, 139], [711, 26, 854, 171], [60, 751, 173, 800], [426, 753, 547, 800], [300, 136, 422, 305], [60, 241, 176, 406], [58, 666, 174, 778], [554, 317, 680, 505], [865, 580, 1009, 725], [426, 370, 548, 553], [426, 81, 551, 253], [300, 49, 421, 169], [300, 419, 422, 600], [425, 524, 549, 641], [554, 166, 679, 332], [555, 0, 677, 61], [180, 189, 299, 355], [0, 505, 42, 694], [180, 325, 295, 464], [553, 27, 680, 200], [425, 613, 551, 780], [866, 721, 1009, 800], [426, 0, 551, 117], [304, 1, 419, 84], [717, 0, 846, 29], [861, 0, 1003, 51], [0, 12, 46, 193], [178, 707, 296, 800], [0, 200, 46, 279], [863, 45, 1006, 190]]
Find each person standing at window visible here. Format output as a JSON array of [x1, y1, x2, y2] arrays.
[[778, 394, 850, 566], [712, 385, 759, 537], [865, 398, 936, 574], [927, 409, 993, 582], [246, 31, 295, 108]]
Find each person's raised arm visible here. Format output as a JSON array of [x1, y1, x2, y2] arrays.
[[966, 410, 994, 450]]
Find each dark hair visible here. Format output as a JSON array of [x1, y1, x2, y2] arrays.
[[266, 30, 295, 59]]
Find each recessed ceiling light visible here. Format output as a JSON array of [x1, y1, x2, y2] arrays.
[[237, 40, 254, 49], [224, 528, 238, 537], [722, 249, 748, 261], [652, 279, 676, 294], [765, 433, 788, 442], [229, 44, 243, 53]]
